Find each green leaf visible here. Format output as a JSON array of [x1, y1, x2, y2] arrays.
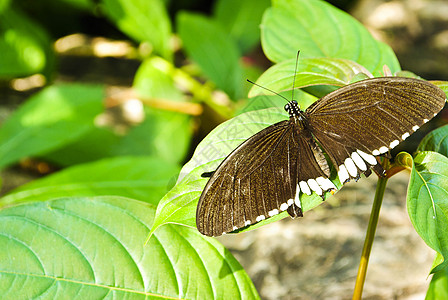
[[41, 107, 191, 167], [426, 258, 448, 300], [40, 126, 121, 166], [0, 6, 53, 78], [214, 0, 270, 53], [396, 151, 448, 273], [261, 0, 400, 75], [177, 12, 244, 100], [134, 57, 184, 101], [0, 0, 10, 12], [418, 124, 448, 155], [113, 108, 192, 164], [150, 107, 338, 235], [431, 81, 448, 98], [248, 57, 372, 98], [0, 84, 104, 170], [0, 156, 180, 208], [101, 0, 172, 60], [0, 197, 259, 299]]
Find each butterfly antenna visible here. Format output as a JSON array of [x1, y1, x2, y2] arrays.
[[291, 50, 300, 101], [247, 79, 290, 103]]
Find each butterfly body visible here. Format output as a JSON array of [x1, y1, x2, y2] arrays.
[[197, 77, 446, 237]]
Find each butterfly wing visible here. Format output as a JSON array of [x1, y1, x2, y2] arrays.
[[197, 119, 333, 236], [306, 77, 446, 182]]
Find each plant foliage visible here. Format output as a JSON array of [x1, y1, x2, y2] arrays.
[[0, 0, 447, 298]]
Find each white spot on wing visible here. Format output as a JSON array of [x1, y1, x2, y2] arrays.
[[280, 202, 289, 211], [402, 132, 410, 140], [338, 164, 350, 183], [287, 198, 294, 206], [244, 220, 251, 226], [390, 140, 399, 149], [294, 184, 300, 201], [357, 150, 377, 165], [307, 179, 323, 195], [344, 158, 358, 177], [412, 125, 419, 131], [423, 119, 429, 123], [379, 146, 388, 154], [299, 181, 311, 195], [351, 152, 367, 171], [256, 215, 265, 222], [316, 176, 336, 191], [233, 226, 238, 231], [294, 197, 302, 208], [268, 209, 279, 217]]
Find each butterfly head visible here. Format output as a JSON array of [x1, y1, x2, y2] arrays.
[[284, 100, 301, 118]]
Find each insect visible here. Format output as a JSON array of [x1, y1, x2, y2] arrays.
[[196, 71, 446, 237]]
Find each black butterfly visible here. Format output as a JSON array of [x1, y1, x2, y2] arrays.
[[197, 76, 446, 237]]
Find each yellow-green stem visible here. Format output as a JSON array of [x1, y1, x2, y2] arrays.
[[352, 175, 389, 299]]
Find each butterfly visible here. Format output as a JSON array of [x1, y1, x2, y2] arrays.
[[196, 75, 446, 237]]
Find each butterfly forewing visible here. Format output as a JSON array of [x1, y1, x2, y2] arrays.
[[197, 119, 305, 236]]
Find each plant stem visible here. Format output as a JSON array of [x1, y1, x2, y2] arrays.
[[352, 175, 389, 300]]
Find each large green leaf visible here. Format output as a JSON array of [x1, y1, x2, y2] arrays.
[[213, 0, 270, 53], [0, 6, 53, 78], [101, 0, 172, 60], [261, 0, 400, 75], [177, 12, 244, 100], [0, 197, 259, 299], [396, 152, 448, 273], [150, 106, 339, 235], [248, 57, 371, 98], [0, 84, 104, 170], [0, 156, 180, 208]]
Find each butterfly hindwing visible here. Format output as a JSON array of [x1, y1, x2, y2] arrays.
[[306, 77, 446, 181]]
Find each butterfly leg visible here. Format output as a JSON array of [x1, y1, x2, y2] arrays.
[[201, 171, 215, 178], [287, 203, 303, 218]]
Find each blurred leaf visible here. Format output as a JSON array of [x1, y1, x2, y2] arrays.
[[396, 151, 448, 273], [150, 107, 336, 235], [0, 197, 259, 299], [426, 254, 448, 300], [0, 6, 53, 78], [113, 108, 192, 164], [214, 0, 270, 53], [101, 0, 172, 60], [41, 126, 120, 166], [248, 57, 372, 97], [60, 0, 95, 10], [418, 124, 448, 155], [134, 57, 184, 101], [0, 0, 10, 12], [0, 84, 104, 170], [261, 0, 400, 75], [42, 107, 191, 167], [0, 156, 179, 208], [177, 12, 244, 100]]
